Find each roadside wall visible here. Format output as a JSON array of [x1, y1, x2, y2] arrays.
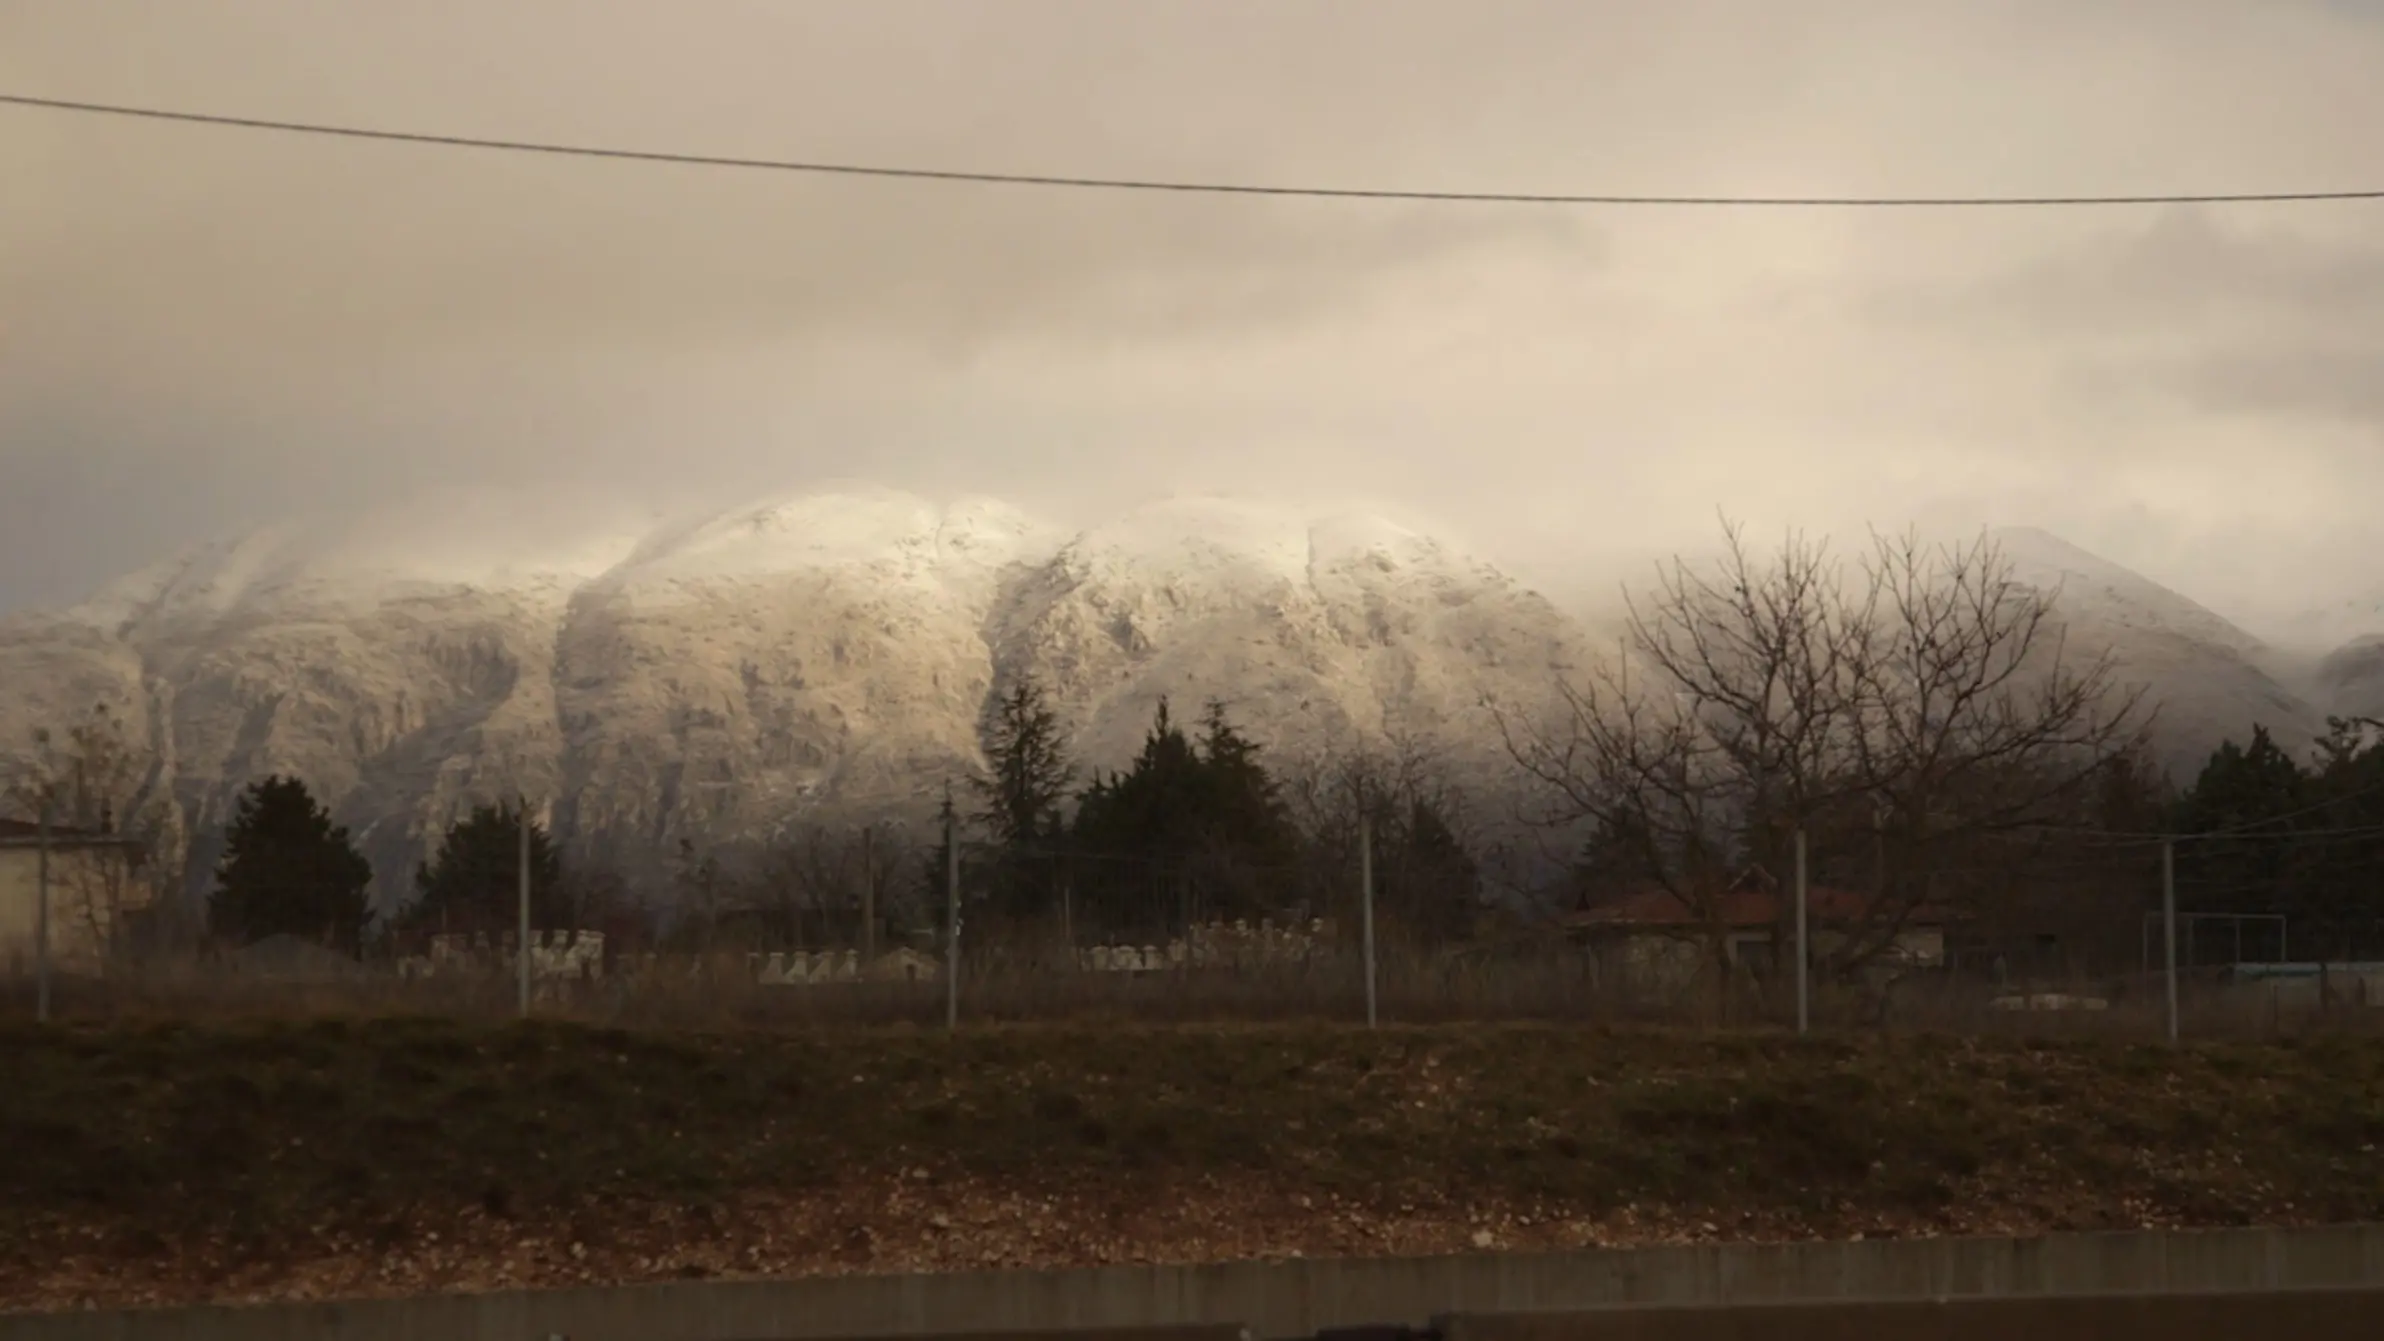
[[4, 1222, 2381, 1341], [1439, 1286, 2384, 1341]]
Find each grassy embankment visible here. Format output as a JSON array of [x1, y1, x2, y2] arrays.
[[5, 1018, 2383, 1307]]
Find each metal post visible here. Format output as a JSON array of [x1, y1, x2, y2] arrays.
[[35, 803, 52, 1025], [860, 825, 877, 965], [518, 798, 532, 1020], [2162, 837, 2179, 1047], [1794, 827, 1809, 1036], [944, 798, 960, 1031], [1360, 812, 1377, 1029]]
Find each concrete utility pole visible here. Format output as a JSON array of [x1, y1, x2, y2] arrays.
[[35, 802, 52, 1025], [859, 825, 877, 964], [1794, 826, 1810, 1036], [518, 797, 533, 1021], [2163, 836, 2179, 1047], [1360, 812, 1378, 1030], [944, 795, 960, 1032]]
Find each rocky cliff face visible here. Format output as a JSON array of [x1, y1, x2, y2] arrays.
[[0, 497, 2360, 908], [0, 492, 1589, 906], [547, 490, 1062, 884]]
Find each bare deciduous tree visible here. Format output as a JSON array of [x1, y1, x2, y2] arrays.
[[2, 702, 183, 965], [1496, 520, 2148, 992], [1284, 728, 1491, 945], [744, 820, 916, 955]]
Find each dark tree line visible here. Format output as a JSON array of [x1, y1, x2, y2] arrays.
[[206, 780, 588, 956], [2165, 717, 2384, 962], [957, 679, 1484, 946]]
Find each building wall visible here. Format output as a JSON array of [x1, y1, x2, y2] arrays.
[[1810, 927, 1947, 970], [0, 845, 141, 976], [1593, 923, 1947, 999], [1588, 932, 1708, 995]]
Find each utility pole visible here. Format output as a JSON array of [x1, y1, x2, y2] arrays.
[[1360, 812, 1378, 1029], [2162, 836, 2179, 1047], [518, 796, 533, 1021], [35, 802, 51, 1025], [860, 824, 877, 964], [944, 793, 960, 1032], [1794, 826, 1809, 1036]]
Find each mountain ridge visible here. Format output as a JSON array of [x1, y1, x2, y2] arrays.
[[0, 493, 2364, 907]]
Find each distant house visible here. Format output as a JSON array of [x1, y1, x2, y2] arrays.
[[0, 816, 150, 977], [1560, 865, 1951, 994]]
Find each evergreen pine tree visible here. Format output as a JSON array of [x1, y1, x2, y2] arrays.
[[402, 800, 567, 935], [973, 676, 1073, 848], [1392, 793, 1481, 942], [1070, 699, 1298, 936], [207, 775, 375, 954], [2173, 727, 2305, 880], [971, 676, 1073, 923]]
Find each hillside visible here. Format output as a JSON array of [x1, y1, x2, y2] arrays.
[[2316, 636, 2384, 724], [0, 496, 2358, 903], [1986, 526, 2327, 778], [5, 1018, 2383, 1311], [0, 492, 1594, 903]]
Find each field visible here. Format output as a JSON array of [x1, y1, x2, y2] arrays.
[[7, 1015, 2384, 1313]]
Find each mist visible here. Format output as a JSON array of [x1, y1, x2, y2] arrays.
[[4, 0, 2382, 643]]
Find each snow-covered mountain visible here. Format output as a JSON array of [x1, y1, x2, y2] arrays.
[[1984, 527, 2326, 776], [0, 492, 1592, 903], [2314, 636, 2384, 725], [0, 497, 2361, 905]]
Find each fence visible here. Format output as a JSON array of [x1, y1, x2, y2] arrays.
[[9, 926, 2384, 1038]]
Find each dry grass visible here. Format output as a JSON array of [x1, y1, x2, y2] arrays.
[[6, 945, 2377, 1042], [5, 1011, 2384, 1311]]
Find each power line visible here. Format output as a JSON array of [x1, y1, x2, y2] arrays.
[[8, 91, 2384, 209]]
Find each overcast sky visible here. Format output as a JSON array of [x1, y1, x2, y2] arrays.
[[4, 0, 2382, 643]]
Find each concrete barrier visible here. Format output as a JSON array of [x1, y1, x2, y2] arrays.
[[3, 1223, 2381, 1341], [793, 1332, 1251, 1341], [1437, 1285, 2384, 1340]]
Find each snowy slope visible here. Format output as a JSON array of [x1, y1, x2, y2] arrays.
[[0, 494, 646, 903], [0, 497, 2340, 905], [1988, 526, 2320, 778], [2316, 635, 2384, 724], [551, 489, 1061, 883], [988, 499, 1581, 784]]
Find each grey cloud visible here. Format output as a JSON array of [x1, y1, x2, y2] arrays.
[[2182, 344, 2384, 424], [3, 146, 1601, 361], [1868, 210, 2384, 335], [1860, 208, 2384, 441], [5, 0, 2384, 634]]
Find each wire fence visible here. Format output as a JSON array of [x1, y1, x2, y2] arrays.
[[8, 809, 2384, 1040], [9, 939, 2383, 1042]]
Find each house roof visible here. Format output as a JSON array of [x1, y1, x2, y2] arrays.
[[0, 816, 145, 851], [1565, 865, 1956, 931]]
